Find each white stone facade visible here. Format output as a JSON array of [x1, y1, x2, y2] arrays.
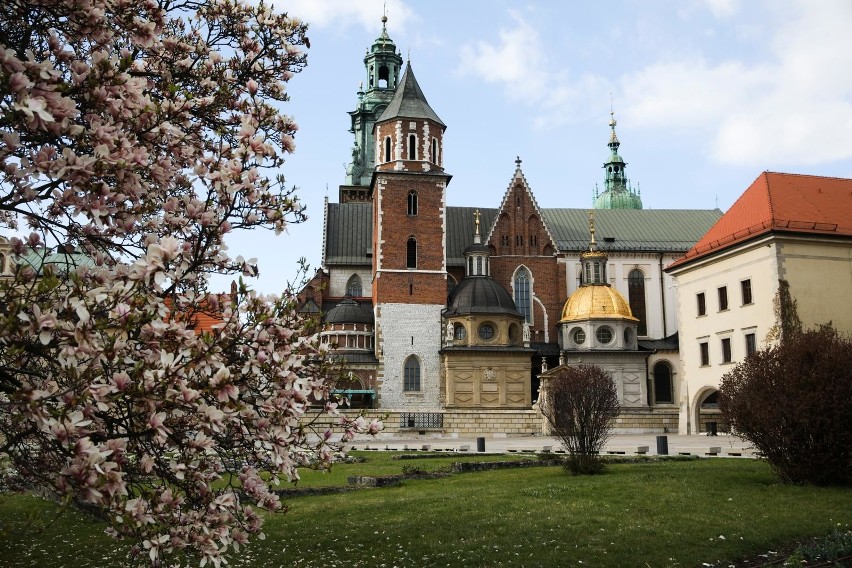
[[329, 267, 373, 298], [670, 237, 780, 433], [375, 303, 444, 410]]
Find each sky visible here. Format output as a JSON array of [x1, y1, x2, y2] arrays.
[[216, 0, 852, 295]]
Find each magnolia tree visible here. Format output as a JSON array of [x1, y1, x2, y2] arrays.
[[0, 0, 379, 565]]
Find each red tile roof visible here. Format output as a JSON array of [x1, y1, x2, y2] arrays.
[[668, 171, 852, 270]]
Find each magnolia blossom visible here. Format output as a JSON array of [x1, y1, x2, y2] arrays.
[[0, 1, 380, 566]]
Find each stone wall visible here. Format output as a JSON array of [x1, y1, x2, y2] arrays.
[[375, 303, 443, 409], [303, 407, 676, 437]]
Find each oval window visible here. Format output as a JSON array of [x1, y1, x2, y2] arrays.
[[479, 323, 495, 341], [572, 327, 586, 345]]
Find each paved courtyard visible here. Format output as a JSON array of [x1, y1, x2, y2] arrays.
[[349, 432, 754, 457]]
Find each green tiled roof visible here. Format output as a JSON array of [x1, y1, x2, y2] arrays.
[[19, 248, 95, 274], [323, 203, 722, 267], [541, 208, 722, 252]]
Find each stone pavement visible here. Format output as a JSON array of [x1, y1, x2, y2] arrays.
[[348, 432, 755, 458]]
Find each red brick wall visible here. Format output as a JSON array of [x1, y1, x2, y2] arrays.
[[488, 179, 566, 342], [373, 171, 448, 305], [374, 119, 444, 172]]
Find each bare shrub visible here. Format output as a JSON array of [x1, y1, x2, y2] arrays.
[[720, 325, 852, 485], [539, 365, 620, 475]]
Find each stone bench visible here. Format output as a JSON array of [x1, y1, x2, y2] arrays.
[[706, 447, 722, 456], [459, 444, 470, 452], [636, 446, 649, 455]]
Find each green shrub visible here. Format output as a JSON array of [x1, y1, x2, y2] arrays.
[[783, 527, 852, 566]]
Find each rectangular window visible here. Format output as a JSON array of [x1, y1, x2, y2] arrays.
[[700, 342, 710, 366], [721, 337, 732, 363], [697, 292, 706, 316], [745, 333, 757, 356], [741, 279, 753, 305], [718, 286, 728, 311]]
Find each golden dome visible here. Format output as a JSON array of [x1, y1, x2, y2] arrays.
[[560, 285, 638, 323]]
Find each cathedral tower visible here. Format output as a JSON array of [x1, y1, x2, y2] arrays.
[[594, 110, 643, 210], [341, 15, 403, 200], [371, 61, 449, 410]]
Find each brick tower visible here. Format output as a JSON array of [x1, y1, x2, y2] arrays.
[[371, 61, 450, 410]]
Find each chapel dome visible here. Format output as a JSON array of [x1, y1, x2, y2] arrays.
[[445, 277, 521, 317], [324, 298, 373, 324], [559, 285, 638, 323]]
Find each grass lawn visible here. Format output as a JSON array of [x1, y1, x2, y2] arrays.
[[1, 456, 849, 567]]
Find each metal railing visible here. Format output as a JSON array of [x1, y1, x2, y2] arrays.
[[399, 412, 444, 429]]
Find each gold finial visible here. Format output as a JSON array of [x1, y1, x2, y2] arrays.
[[474, 209, 481, 236], [588, 211, 597, 250], [609, 93, 617, 129]]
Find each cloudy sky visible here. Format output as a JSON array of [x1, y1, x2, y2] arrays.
[[218, 0, 852, 295]]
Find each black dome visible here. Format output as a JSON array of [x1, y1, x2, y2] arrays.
[[446, 277, 521, 316], [324, 298, 373, 324], [463, 242, 490, 255]]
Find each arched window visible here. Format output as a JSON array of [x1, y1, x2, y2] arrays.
[[514, 267, 532, 323], [476, 257, 483, 275], [384, 136, 391, 163], [628, 269, 647, 336], [408, 134, 417, 160], [378, 65, 389, 88], [0, 252, 5, 274], [346, 274, 362, 297], [407, 190, 418, 216], [406, 237, 417, 269], [653, 361, 674, 404], [431, 138, 437, 164], [404, 355, 420, 391]]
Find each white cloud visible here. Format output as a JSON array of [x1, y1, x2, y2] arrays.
[[457, 11, 548, 102], [702, 0, 740, 18], [622, 0, 852, 166], [283, 0, 414, 33]]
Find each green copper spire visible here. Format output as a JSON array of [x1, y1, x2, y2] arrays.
[[594, 108, 642, 210], [344, 15, 404, 186]]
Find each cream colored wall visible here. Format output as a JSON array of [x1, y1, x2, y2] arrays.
[[443, 351, 531, 408], [779, 238, 852, 333], [670, 237, 780, 434]]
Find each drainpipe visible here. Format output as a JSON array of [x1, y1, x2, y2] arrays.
[[658, 253, 667, 337], [645, 351, 655, 407]]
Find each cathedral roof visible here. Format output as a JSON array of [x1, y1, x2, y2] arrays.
[[323, 204, 721, 267], [669, 172, 852, 270], [376, 62, 446, 127], [559, 285, 638, 323], [445, 277, 521, 317]]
